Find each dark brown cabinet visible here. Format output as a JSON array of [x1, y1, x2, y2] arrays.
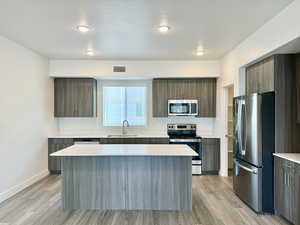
[[295, 54, 300, 123], [152, 79, 169, 117], [246, 57, 274, 95], [201, 138, 220, 174], [48, 138, 74, 173], [274, 156, 300, 224], [54, 78, 97, 117], [196, 79, 216, 117], [152, 78, 217, 118]]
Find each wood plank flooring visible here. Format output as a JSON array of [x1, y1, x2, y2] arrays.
[[0, 175, 288, 225]]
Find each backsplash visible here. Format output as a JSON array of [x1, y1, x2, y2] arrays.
[[56, 116, 216, 137]]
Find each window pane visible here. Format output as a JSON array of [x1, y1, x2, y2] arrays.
[[126, 87, 146, 126], [103, 86, 146, 126], [103, 87, 125, 126]]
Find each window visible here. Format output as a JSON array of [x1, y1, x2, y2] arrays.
[[103, 86, 147, 126]]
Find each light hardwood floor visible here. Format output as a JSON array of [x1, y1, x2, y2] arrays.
[[0, 175, 288, 225]]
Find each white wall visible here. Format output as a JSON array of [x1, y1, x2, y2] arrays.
[[0, 35, 56, 202], [49, 60, 220, 78], [217, 0, 300, 176], [49, 60, 221, 138]]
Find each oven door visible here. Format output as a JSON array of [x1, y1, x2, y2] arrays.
[[169, 139, 201, 160]]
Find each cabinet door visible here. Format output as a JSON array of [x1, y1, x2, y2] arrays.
[[295, 54, 300, 123], [54, 78, 75, 117], [202, 138, 220, 173], [73, 79, 97, 117], [293, 163, 300, 225], [167, 79, 192, 99], [246, 57, 274, 95], [152, 79, 168, 117], [274, 157, 294, 222], [274, 157, 286, 216], [196, 79, 216, 117], [261, 57, 274, 93], [246, 65, 259, 95], [54, 78, 96, 117], [48, 138, 74, 173]]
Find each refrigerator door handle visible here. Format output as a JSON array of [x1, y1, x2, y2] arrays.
[[234, 159, 257, 174]]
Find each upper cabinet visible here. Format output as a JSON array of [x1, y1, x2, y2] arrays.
[[152, 79, 169, 117], [54, 78, 97, 117], [152, 78, 217, 118], [246, 57, 274, 95]]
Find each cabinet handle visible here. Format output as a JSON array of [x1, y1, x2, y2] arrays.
[[284, 174, 287, 185]]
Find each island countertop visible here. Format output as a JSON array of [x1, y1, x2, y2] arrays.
[[50, 144, 198, 157]]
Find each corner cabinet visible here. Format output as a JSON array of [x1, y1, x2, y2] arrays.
[[152, 78, 217, 118], [274, 156, 300, 224], [54, 78, 97, 117], [201, 138, 220, 174]]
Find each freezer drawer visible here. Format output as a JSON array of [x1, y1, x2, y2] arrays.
[[233, 159, 262, 212]]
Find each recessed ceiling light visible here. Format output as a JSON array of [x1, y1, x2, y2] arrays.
[[86, 50, 94, 56], [77, 25, 90, 33], [159, 25, 170, 32], [196, 50, 204, 56]]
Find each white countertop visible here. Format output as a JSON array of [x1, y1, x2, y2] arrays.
[[51, 144, 198, 157], [48, 135, 220, 139], [48, 135, 170, 138], [273, 153, 300, 164]]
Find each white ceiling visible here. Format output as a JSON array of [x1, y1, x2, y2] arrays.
[[0, 0, 294, 60]]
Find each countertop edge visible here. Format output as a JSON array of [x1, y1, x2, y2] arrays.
[[273, 153, 300, 164]]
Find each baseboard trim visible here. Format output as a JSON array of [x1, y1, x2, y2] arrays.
[[0, 170, 49, 204]]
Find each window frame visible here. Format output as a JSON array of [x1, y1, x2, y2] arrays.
[[101, 82, 148, 127]]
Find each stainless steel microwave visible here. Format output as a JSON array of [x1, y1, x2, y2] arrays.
[[168, 100, 198, 116]]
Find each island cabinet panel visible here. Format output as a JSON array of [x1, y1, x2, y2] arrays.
[[152, 78, 217, 117], [201, 138, 220, 174], [62, 157, 127, 210], [274, 156, 300, 224], [48, 138, 74, 173], [54, 78, 97, 117], [126, 157, 191, 210], [62, 156, 192, 210]]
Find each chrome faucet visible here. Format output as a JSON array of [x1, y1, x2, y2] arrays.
[[122, 120, 129, 135]]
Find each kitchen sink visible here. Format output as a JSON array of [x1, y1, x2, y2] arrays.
[[107, 134, 138, 138]]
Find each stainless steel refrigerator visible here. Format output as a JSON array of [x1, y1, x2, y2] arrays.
[[233, 92, 275, 213]]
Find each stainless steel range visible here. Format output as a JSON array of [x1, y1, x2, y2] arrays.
[[168, 124, 202, 175]]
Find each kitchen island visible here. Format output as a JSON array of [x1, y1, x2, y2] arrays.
[[51, 144, 197, 211]]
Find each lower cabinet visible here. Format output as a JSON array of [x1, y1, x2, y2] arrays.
[[201, 138, 220, 174], [48, 138, 74, 173], [274, 156, 300, 224]]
